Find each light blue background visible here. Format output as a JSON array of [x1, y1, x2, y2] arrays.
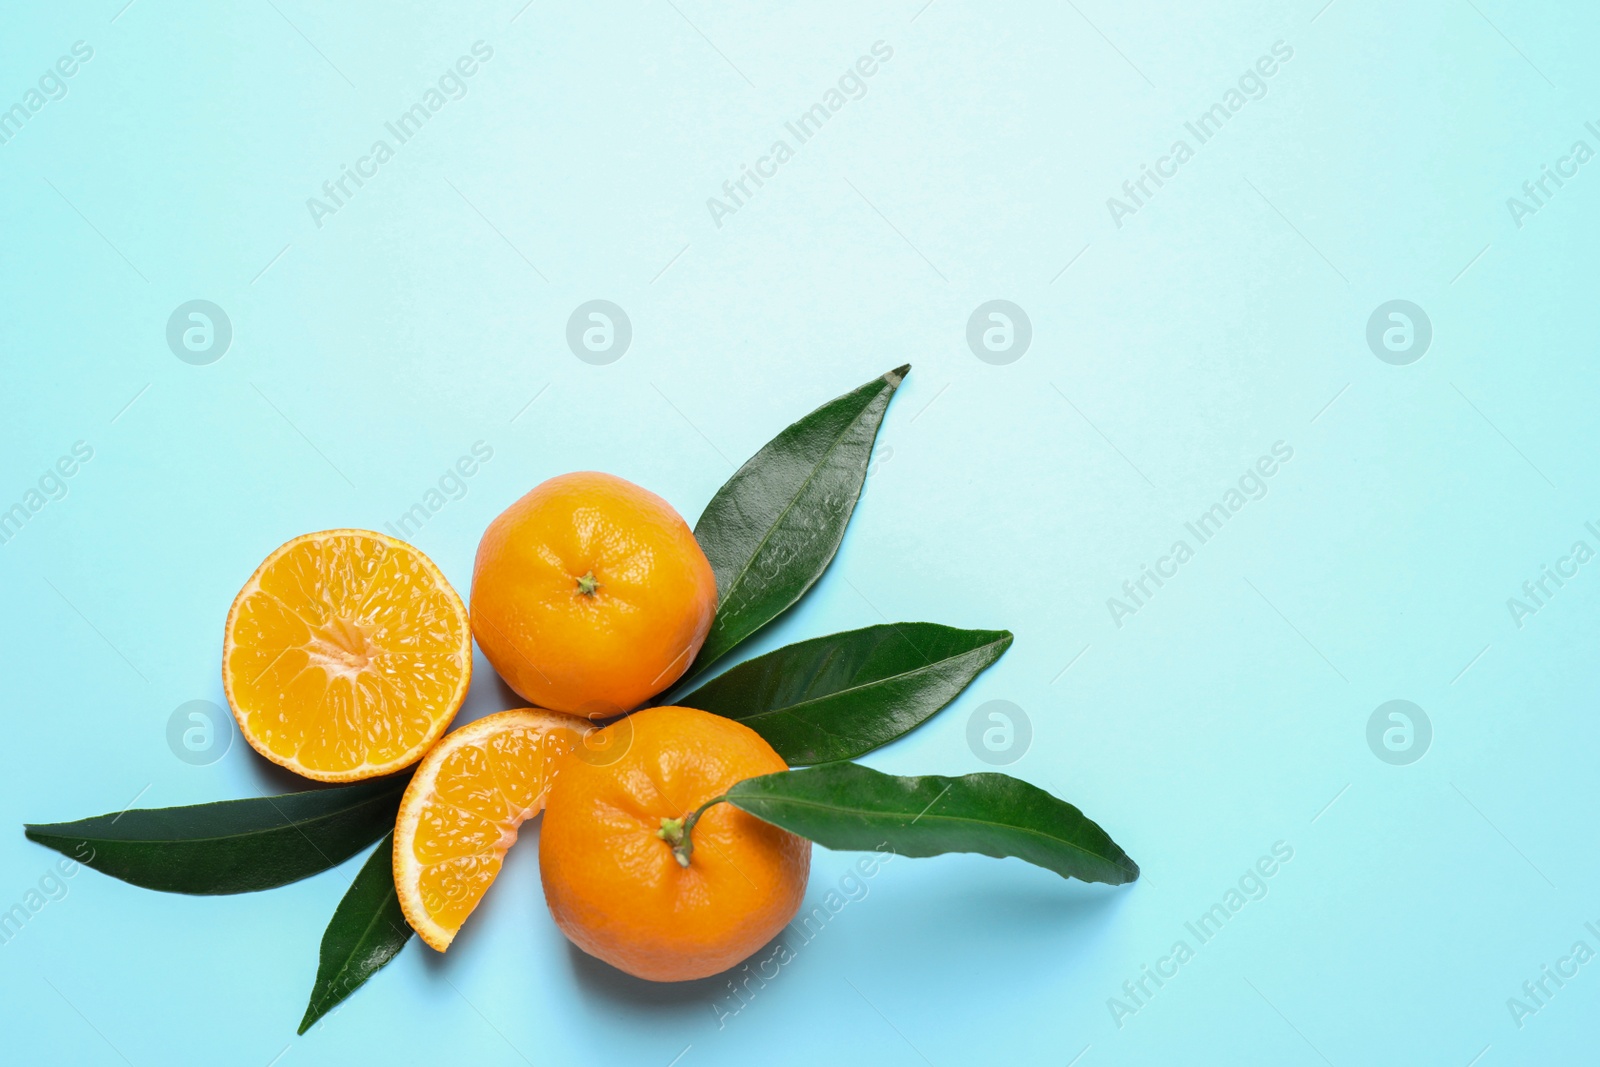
[[3, 1, 1597, 1063]]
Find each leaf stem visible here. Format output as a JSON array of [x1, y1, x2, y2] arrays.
[[656, 794, 727, 868]]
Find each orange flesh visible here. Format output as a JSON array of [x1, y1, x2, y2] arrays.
[[396, 710, 589, 948], [223, 530, 471, 781]]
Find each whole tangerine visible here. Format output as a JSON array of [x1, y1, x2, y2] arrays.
[[538, 706, 811, 982], [471, 472, 716, 715]]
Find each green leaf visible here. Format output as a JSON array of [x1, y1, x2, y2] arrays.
[[23, 775, 409, 895], [681, 623, 1012, 764], [725, 763, 1139, 885], [684, 364, 908, 684], [299, 833, 412, 1034]]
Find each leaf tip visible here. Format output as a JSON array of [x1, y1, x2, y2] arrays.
[[298, 997, 328, 1035], [885, 363, 911, 387]]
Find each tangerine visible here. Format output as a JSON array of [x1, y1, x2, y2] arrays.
[[538, 706, 810, 981], [222, 529, 471, 782], [471, 472, 716, 715]]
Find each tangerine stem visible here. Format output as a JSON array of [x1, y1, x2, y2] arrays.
[[656, 794, 727, 868], [575, 571, 599, 596]]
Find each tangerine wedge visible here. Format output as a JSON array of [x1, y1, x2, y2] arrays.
[[222, 529, 472, 782], [393, 708, 591, 950]]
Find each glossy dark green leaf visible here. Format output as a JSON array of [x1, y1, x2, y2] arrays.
[[683, 364, 908, 684], [725, 763, 1139, 885], [299, 833, 412, 1034], [23, 775, 409, 895], [681, 623, 1012, 764]]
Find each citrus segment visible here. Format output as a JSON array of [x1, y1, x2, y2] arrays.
[[222, 529, 471, 782], [393, 709, 591, 950]]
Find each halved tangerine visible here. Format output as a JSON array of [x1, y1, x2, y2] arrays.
[[222, 529, 472, 782], [393, 709, 590, 950]]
